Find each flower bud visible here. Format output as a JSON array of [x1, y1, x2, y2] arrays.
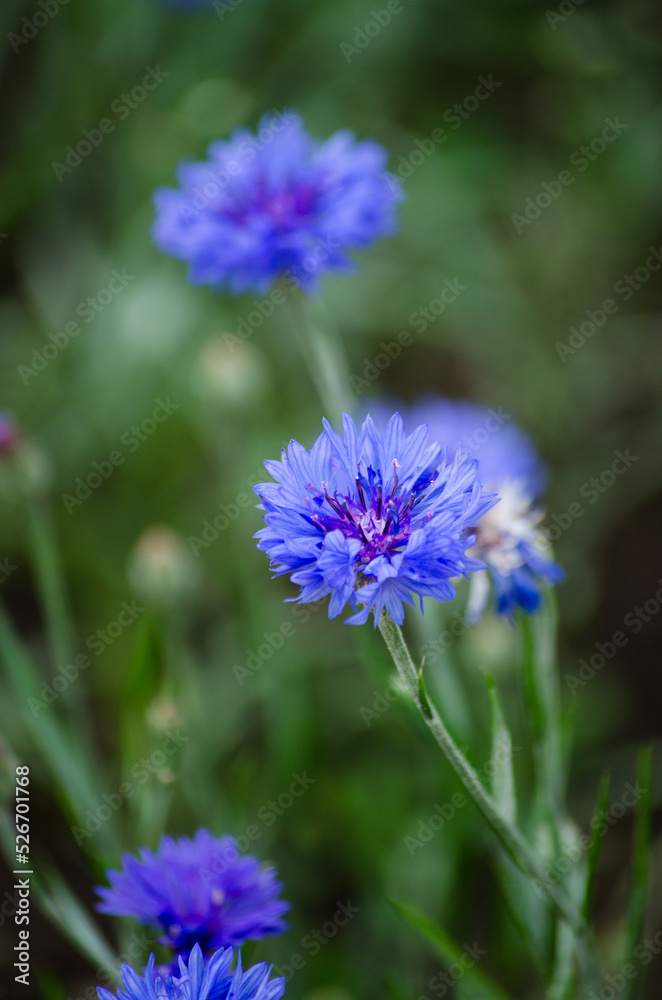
[[146, 695, 182, 731], [127, 525, 200, 605], [194, 335, 267, 408]]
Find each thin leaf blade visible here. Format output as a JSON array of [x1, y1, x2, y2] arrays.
[[390, 898, 513, 1000], [485, 672, 517, 825], [623, 746, 653, 1000], [582, 771, 611, 925]]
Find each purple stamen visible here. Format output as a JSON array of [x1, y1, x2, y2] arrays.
[[355, 476, 366, 511]]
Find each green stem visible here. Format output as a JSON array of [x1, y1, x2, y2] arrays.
[[27, 497, 92, 748], [27, 498, 72, 668], [377, 610, 583, 934], [287, 291, 354, 420]]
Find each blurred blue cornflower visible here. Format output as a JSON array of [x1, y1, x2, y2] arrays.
[[253, 412, 498, 627], [396, 397, 564, 620], [96, 830, 288, 959], [97, 943, 285, 1000], [152, 111, 403, 295]]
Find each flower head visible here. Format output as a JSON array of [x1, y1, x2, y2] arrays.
[[96, 830, 288, 957], [153, 111, 402, 295], [97, 944, 285, 1000], [254, 413, 498, 626], [391, 398, 564, 620]]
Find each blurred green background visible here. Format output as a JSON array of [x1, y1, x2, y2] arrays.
[[1, 0, 662, 997]]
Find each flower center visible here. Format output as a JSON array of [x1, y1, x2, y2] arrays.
[[160, 913, 217, 955], [221, 180, 318, 230], [305, 462, 438, 562], [471, 481, 542, 572]]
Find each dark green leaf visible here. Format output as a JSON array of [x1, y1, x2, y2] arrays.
[[582, 771, 611, 925]]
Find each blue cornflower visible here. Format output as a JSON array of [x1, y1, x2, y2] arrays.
[[96, 830, 288, 957], [394, 398, 564, 620], [254, 413, 498, 627], [97, 943, 285, 1000], [152, 111, 403, 295]]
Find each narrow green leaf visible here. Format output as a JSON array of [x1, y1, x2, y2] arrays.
[[27, 498, 73, 674], [496, 856, 551, 978], [582, 772, 611, 925], [548, 919, 576, 1000], [26, 499, 96, 761], [0, 603, 94, 815], [0, 812, 118, 978], [389, 898, 514, 1000], [0, 602, 117, 855], [623, 746, 653, 1000], [38, 864, 120, 980], [485, 672, 516, 824], [519, 599, 565, 823]]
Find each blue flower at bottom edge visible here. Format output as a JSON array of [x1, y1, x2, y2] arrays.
[[385, 398, 564, 621], [97, 944, 286, 1000], [95, 830, 288, 957], [152, 111, 403, 295], [253, 412, 499, 626]]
